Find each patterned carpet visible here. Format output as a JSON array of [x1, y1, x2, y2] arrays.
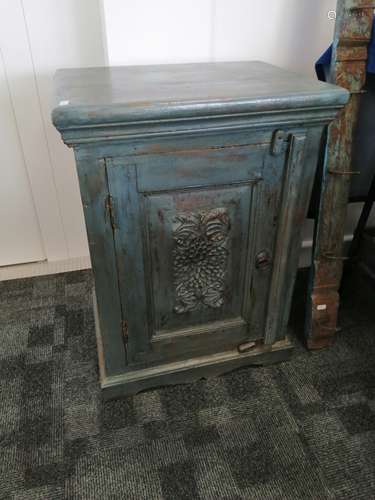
[[1, 269, 375, 499]]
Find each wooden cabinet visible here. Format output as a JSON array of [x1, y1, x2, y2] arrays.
[[52, 61, 348, 398]]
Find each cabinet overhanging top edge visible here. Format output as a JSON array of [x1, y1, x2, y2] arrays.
[[52, 94, 349, 132], [52, 61, 349, 132]]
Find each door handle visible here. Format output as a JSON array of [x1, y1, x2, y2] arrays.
[[255, 250, 271, 270]]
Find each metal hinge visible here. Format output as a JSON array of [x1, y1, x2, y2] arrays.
[[121, 320, 128, 344], [271, 130, 289, 156], [327, 168, 360, 176], [105, 195, 117, 230]]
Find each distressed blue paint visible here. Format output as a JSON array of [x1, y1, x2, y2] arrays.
[[52, 61, 348, 397]]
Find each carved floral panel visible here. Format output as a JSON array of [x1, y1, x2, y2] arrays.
[[172, 207, 231, 314]]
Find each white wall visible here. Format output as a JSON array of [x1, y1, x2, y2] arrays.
[[0, 47, 45, 266], [102, 0, 337, 75], [0, 0, 105, 268], [22, 0, 106, 260]]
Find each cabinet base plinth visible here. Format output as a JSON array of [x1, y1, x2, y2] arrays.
[[307, 337, 336, 350], [99, 339, 294, 400], [93, 286, 293, 399]]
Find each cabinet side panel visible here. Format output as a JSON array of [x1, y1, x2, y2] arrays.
[[278, 128, 323, 337], [265, 131, 307, 343], [265, 127, 324, 342], [75, 153, 126, 376]]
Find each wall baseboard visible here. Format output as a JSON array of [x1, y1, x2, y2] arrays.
[[0, 255, 91, 282], [0, 234, 354, 282], [299, 234, 353, 268]]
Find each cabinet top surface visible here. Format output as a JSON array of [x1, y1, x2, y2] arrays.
[[52, 61, 348, 129]]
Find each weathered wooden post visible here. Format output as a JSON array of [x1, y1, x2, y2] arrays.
[[306, 0, 375, 349]]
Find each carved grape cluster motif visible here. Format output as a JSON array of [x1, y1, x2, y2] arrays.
[[172, 207, 231, 314]]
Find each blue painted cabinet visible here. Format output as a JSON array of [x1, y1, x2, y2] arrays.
[[52, 62, 348, 398]]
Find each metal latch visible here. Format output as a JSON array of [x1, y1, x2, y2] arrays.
[[238, 341, 256, 354], [271, 130, 289, 156]]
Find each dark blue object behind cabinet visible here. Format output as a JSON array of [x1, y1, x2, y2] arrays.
[[52, 61, 348, 398]]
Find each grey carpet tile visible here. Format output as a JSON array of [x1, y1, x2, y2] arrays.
[[0, 269, 375, 499]]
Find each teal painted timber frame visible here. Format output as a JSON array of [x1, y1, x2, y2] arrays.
[[52, 61, 348, 397]]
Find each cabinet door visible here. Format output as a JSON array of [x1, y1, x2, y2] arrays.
[[105, 140, 297, 366]]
